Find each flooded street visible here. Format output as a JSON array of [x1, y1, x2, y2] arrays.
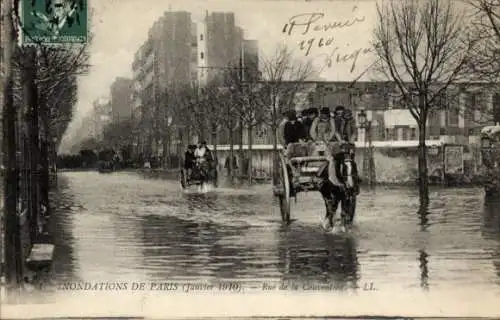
[[47, 171, 500, 294]]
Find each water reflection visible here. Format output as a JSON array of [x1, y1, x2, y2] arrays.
[[483, 196, 500, 238], [418, 250, 429, 291], [482, 196, 500, 285], [49, 176, 78, 283], [418, 204, 430, 232], [277, 224, 359, 290]]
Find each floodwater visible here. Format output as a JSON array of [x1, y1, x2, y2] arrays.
[[46, 171, 500, 292], [2, 170, 500, 317]]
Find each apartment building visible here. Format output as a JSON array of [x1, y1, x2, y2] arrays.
[[131, 11, 197, 157], [110, 77, 133, 124], [204, 12, 244, 83], [90, 98, 111, 140]]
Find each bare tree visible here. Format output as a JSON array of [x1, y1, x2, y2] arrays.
[[466, 0, 500, 83], [260, 45, 315, 153], [227, 70, 267, 184], [373, 0, 475, 204]]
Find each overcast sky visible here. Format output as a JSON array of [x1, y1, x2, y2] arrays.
[[61, 0, 384, 150]]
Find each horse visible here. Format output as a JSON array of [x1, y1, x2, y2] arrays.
[[317, 142, 359, 230]]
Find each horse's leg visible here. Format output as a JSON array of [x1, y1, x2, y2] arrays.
[[319, 180, 337, 228]]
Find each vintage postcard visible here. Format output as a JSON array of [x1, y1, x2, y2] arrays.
[[1, 0, 500, 318]]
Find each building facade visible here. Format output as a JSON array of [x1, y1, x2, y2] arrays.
[[127, 10, 260, 161], [242, 40, 259, 81], [219, 81, 500, 147], [90, 98, 111, 140], [131, 11, 197, 158], [110, 77, 133, 124], [204, 12, 244, 83]]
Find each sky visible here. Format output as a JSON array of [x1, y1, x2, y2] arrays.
[[60, 0, 383, 151]]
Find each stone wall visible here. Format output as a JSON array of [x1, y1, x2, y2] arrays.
[[213, 145, 480, 184]]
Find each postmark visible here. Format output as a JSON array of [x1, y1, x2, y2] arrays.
[[21, 0, 88, 45]]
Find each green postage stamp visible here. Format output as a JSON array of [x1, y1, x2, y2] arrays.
[[21, 0, 88, 45]]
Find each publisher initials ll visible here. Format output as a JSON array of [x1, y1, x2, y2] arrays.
[[363, 282, 376, 291]]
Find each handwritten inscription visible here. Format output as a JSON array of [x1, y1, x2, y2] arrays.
[[282, 9, 365, 36], [282, 6, 374, 73], [318, 44, 378, 73]]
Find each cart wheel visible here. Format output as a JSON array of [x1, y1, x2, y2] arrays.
[[273, 152, 291, 223], [179, 169, 187, 189]]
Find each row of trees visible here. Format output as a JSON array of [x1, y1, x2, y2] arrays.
[[2, 0, 90, 288], [78, 45, 316, 182]]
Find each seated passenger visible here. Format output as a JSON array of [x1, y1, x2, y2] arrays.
[[194, 141, 213, 176], [201, 141, 213, 162], [301, 107, 319, 141], [310, 107, 340, 144], [184, 145, 196, 177], [279, 110, 309, 158]]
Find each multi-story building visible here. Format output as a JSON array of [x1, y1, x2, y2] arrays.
[[129, 10, 260, 160], [242, 40, 259, 81], [90, 98, 111, 141], [110, 77, 133, 124], [204, 12, 244, 83], [130, 11, 197, 158]]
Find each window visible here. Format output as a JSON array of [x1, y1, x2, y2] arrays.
[[410, 128, 417, 140], [200, 52, 204, 59], [200, 34, 204, 41], [385, 128, 393, 141], [447, 106, 459, 127]]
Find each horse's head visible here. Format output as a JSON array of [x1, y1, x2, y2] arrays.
[[339, 144, 356, 190]]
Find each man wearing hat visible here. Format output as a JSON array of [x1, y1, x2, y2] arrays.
[[184, 144, 197, 179], [279, 110, 308, 146], [333, 105, 357, 144], [301, 107, 318, 140], [310, 107, 341, 144]]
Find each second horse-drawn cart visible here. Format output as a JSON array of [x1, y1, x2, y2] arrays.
[[179, 157, 218, 190], [272, 141, 358, 227]]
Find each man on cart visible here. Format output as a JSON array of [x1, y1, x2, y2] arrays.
[[194, 141, 214, 180], [184, 145, 197, 180], [278, 110, 309, 196]]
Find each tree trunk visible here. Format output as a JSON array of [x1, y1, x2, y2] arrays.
[[2, 0, 24, 288], [40, 138, 50, 214], [418, 119, 430, 206], [248, 126, 253, 184], [229, 127, 234, 184], [239, 118, 244, 178], [211, 131, 218, 169], [24, 48, 41, 245], [39, 92, 51, 220]]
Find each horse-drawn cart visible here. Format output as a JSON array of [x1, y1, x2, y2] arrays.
[[179, 158, 218, 190], [272, 141, 358, 226]]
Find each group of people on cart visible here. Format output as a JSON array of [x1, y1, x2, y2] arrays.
[[183, 141, 215, 182], [279, 105, 361, 220]]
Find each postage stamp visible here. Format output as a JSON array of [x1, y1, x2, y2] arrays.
[[21, 0, 88, 45]]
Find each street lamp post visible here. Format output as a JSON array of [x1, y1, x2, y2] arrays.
[[358, 110, 376, 187]]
